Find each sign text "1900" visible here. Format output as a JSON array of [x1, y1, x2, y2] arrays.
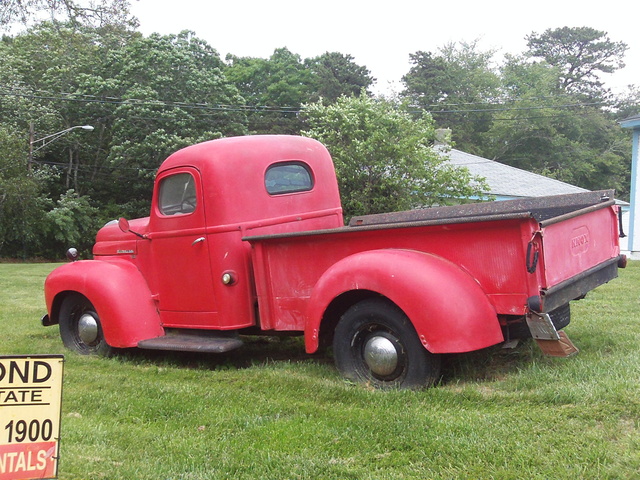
[[5, 420, 53, 444]]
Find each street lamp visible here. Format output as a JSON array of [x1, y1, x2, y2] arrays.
[[28, 123, 94, 171]]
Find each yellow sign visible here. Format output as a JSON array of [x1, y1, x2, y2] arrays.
[[0, 356, 64, 480]]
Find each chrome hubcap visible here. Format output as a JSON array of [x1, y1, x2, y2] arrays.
[[78, 313, 99, 345], [364, 335, 398, 376]]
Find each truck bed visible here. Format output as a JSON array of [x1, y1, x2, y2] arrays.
[[348, 190, 622, 312], [246, 190, 621, 333], [347, 190, 616, 227]]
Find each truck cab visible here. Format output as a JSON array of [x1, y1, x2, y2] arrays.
[[44, 136, 343, 351]]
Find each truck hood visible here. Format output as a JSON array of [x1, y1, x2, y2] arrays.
[[93, 217, 150, 256]]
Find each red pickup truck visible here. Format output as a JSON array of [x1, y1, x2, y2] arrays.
[[42, 135, 625, 388]]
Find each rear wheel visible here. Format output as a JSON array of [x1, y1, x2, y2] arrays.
[[333, 298, 441, 389], [59, 293, 113, 356]]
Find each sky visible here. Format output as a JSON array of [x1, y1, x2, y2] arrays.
[[129, 0, 639, 97]]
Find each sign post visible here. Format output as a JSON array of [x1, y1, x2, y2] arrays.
[[0, 356, 64, 480]]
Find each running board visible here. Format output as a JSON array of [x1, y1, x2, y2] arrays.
[[138, 332, 243, 353]]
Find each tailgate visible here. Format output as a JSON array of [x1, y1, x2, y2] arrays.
[[535, 199, 621, 312]]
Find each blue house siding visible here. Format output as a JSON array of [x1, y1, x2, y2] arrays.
[[620, 114, 640, 256]]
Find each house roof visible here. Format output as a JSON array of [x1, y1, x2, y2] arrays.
[[620, 113, 640, 129], [443, 148, 589, 198]]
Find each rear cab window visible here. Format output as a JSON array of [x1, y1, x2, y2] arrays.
[[265, 162, 313, 195]]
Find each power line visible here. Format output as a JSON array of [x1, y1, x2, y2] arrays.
[[0, 86, 301, 114], [424, 100, 612, 114], [30, 159, 158, 172], [0, 84, 628, 117]]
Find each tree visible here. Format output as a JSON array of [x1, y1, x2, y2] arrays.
[[0, 46, 63, 259], [79, 30, 248, 214], [225, 47, 314, 134], [525, 27, 628, 96], [302, 95, 486, 219], [615, 86, 640, 121], [399, 30, 632, 199], [224, 48, 375, 134], [0, 125, 99, 259], [402, 41, 501, 153], [0, 125, 51, 259], [0, 21, 131, 213], [0, 0, 138, 30], [304, 51, 375, 103], [481, 54, 630, 198], [226, 47, 313, 107], [2, 23, 247, 227], [44, 189, 100, 257]]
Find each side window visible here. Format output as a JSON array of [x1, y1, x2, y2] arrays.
[[265, 162, 313, 195], [158, 173, 197, 216]]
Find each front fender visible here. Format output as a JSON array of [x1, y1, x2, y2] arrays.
[[305, 249, 503, 354], [45, 259, 163, 348]]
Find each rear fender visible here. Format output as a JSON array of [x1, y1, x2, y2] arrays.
[[305, 249, 503, 354], [45, 259, 163, 348]]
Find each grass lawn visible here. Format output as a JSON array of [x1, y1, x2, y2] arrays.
[[1, 262, 639, 479]]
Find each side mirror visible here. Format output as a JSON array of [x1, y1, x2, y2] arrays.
[[118, 217, 146, 239], [118, 217, 131, 233]]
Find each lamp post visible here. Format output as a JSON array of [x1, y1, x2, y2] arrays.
[[28, 123, 94, 171]]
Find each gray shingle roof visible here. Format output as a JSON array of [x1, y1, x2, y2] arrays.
[[444, 148, 589, 198]]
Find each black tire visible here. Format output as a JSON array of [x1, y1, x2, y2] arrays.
[[505, 303, 571, 340], [549, 303, 571, 330], [59, 293, 114, 356], [333, 298, 441, 389]]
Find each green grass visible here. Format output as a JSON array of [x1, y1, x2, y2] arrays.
[[1, 262, 639, 479]]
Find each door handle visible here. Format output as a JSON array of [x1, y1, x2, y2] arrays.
[[191, 237, 205, 246]]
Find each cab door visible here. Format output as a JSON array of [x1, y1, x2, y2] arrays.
[[149, 167, 219, 328]]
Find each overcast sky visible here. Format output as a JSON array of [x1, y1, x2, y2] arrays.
[[130, 0, 638, 97]]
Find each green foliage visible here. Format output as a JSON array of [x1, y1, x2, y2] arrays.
[[1, 263, 640, 479], [402, 31, 635, 200], [481, 54, 631, 197], [616, 86, 640, 120], [88, 30, 247, 179], [0, 126, 49, 259], [0, 15, 637, 259], [526, 26, 628, 95], [225, 47, 315, 134], [302, 95, 486, 218], [402, 41, 502, 153], [226, 48, 374, 134], [0, 126, 99, 259], [0, 0, 138, 30], [305, 51, 375, 103], [44, 189, 100, 257], [1, 22, 118, 198]]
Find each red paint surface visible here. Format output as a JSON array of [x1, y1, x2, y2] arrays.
[[44, 135, 621, 355]]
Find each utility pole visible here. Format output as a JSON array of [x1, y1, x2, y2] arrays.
[[28, 122, 34, 172]]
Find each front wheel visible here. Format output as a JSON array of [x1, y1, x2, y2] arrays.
[[59, 293, 114, 356], [333, 298, 441, 389]]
